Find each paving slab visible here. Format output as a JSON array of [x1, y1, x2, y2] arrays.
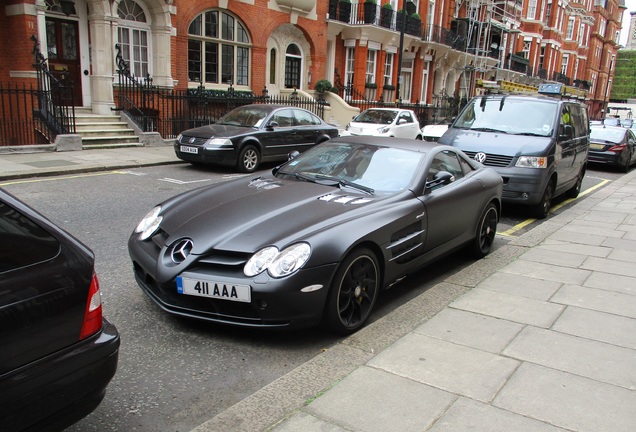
[[552, 284, 636, 319], [546, 229, 609, 246], [533, 241, 612, 258], [304, 367, 456, 432], [583, 272, 636, 295], [579, 209, 629, 224], [518, 247, 588, 267], [493, 363, 636, 432], [428, 397, 567, 432], [581, 256, 636, 278], [500, 260, 591, 285], [449, 288, 564, 328], [552, 306, 636, 349], [503, 326, 636, 389], [602, 236, 636, 252], [473, 272, 562, 301], [271, 412, 348, 432], [368, 333, 519, 402], [414, 308, 523, 353]]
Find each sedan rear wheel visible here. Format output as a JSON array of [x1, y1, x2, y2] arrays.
[[237, 145, 260, 173], [622, 150, 632, 173], [471, 203, 498, 258], [324, 248, 379, 335]]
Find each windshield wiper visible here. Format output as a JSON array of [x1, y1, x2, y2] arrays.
[[313, 174, 374, 194], [471, 127, 507, 133], [276, 170, 319, 183], [510, 132, 548, 137]]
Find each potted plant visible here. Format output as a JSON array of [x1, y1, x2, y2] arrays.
[[314, 79, 333, 94], [396, 9, 408, 31], [380, 3, 393, 28], [328, 0, 338, 19], [364, 0, 377, 24], [338, 0, 351, 23], [365, 82, 377, 89], [407, 12, 421, 36]]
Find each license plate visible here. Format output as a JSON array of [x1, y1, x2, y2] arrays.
[[180, 145, 199, 154], [589, 143, 605, 150], [176, 276, 251, 302]]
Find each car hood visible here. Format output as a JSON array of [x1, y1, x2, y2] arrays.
[[158, 176, 383, 254], [439, 128, 551, 156], [182, 124, 257, 139]]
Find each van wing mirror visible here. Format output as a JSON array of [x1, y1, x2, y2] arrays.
[[560, 124, 574, 140]]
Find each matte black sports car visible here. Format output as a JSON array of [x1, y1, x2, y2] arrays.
[[0, 189, 119, 431], [174, 104, 339, 172], [129, 137, 503, 334]]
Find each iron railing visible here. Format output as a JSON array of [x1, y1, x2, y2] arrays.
[[31, 35, 75, 138], [0, 82, 51, 146]]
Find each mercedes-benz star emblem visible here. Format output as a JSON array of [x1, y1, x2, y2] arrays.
[[171, 239, 193, 264], [474, 152, 487, 163]]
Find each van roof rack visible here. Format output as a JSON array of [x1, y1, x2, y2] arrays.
[[476, 79, 587, 101]]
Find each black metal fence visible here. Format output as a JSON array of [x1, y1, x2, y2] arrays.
[[0, 82, 51, 146]]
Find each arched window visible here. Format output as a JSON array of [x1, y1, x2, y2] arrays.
[[188, 10, 251, 86], [117, 0, 150, 78]]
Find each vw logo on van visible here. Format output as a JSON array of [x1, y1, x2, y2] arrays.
[[474, 152, 487, 163]]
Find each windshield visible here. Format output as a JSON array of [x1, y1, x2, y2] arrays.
[[590, 127, 625, 144], [277, 141, 424, 193], [217, 106, 270, 127], [353, 110, 398, 125], [454, 97, 557, 136]]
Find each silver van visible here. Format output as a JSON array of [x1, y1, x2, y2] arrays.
[[438, 92, 589, 218]]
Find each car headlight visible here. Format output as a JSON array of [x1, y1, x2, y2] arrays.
[[244, 243, 311, 278], [378, 126, 391, 134], [176, 134, 183, 143], [206, 138, 233, 148], [135, 206, 162, 240], [516, 156, 548, 168]]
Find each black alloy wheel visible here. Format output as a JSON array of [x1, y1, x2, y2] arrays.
[[532, 179, 555, 219], [623, 151, 632, 173], [237, 145, 260, 173], [565, 167, 585, 199], [471, 203, 498, 258], [324, 248, 379, 334]]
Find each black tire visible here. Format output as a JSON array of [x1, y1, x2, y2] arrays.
[[532, 179, 554, 219], [471, 203, 498, 258], [237, 145, 260, 173], [565, 167, 585, 199], [622, 151, 632, 173], [323, 248, 380, 335]]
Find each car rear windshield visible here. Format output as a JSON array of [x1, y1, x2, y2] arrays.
[[590, 127, 625, 143], [454, 97, 557, 137], [0, 202, 59, 273]]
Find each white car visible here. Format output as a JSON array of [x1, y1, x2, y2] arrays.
[[341, 108, 422, 140], [421, 123, 450, 142]]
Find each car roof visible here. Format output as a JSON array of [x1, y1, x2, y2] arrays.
[[361, 107, 410, 112], [472, 93, 581, 105], [333, 135, 452, 153], [591, 124, 628, 132]]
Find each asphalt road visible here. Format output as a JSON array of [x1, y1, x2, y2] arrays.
[[1, 162, 623, 432]]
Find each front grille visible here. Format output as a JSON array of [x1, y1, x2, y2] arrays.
[[463, 151, 513, 167], [179, 135, 207, 146]]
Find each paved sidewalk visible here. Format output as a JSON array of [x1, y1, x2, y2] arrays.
[[192, 169, 636, 432], [1, 146, 634, 432], [0, 145, 180, 181]]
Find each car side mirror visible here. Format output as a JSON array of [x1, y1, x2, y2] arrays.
[[397, 118, 407, 125], [267, 121, 279, 130], [288, 150, 300, 160], [425, 171, 454, 191], [559, 124, 574, 140]]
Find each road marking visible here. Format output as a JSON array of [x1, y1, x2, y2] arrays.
[[498, 178, 612, 238], [159, 178, 213, 184], [0, 170, 129, 187]]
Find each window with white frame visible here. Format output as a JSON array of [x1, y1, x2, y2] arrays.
[[523, 40, 531, 58], [545, 2, 552, 25], [187, 10, 251, 86], [427, 0, 435, 38], [561, 54, 569, 74], [384, 53, 394, 87], [345, 47, 355, 88], [366, 49, 377, 85], [527, 0, 537, 20], [598, 18, 606, 37], [578, 23, 585, 44], [566, 17, 574, 39], [117, 0, 150, 78]]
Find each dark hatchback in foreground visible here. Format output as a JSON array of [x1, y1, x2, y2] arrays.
[[174, 104, 339, 172], [0, 189, 119, 432], [130, 137, 502, 334], [588, 125, 636, 172]]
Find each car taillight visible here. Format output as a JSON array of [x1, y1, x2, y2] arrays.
[[608, 144, 626, 152], [80, 273, 103, 340]]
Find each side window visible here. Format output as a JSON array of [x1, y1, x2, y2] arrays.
[[271, 109, 294, 127], [293, 109, 319, 126], [0, 202, 59, 273], [399, 112, 413, 123], [427, 151, 464, 184]]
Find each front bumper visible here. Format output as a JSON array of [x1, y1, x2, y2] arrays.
[[130, 242, 338, 329], [174, 143, 237, 167], [495, 166, 550, 206]]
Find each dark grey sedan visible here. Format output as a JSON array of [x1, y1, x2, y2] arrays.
[[174, 104, 339, 172], [589, 125, 636, 172]]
